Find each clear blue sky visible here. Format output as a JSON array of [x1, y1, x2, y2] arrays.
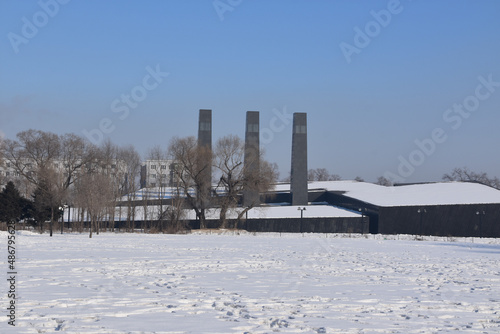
[[1, 0, 499, 183]]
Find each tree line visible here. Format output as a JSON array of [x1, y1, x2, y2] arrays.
[[0, 130, 141, 236], [1, 130, 498, 237], [0, 130, 277, 236]]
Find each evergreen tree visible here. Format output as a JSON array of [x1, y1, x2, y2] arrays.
[[31, 180, 61, 233], [0, 182, 24, 223]]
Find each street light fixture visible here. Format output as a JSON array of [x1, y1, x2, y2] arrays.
[[297, 207, 306, 219], [60, 204, 68, 234], [67, 204, 71, 232]]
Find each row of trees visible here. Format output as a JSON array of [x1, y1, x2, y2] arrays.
[[0, 129, 278, 235], [0, 181, 65, 232], [0, 182, 32, 225], [442, 167, 500, 189], [2, 130, 498, 237], [0, 130, 142, 236], [153, 135, 277, 230]]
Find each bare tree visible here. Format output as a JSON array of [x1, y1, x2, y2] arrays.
[[166, 175, 188, 233], [308, 168, 341, 181], [3, 130, 60, 191], [0, 136, 5, 186], [140, 186, 150, 231], [376, 176, 392, 186], [354, 176, 365, 182], [168, 136, 213, 229], [96, 139, 126, 231], [214, 135, 277, 228], [117, 145, 141, 230], [147, 145, 171, 232], [75, 173, 114, 238], [59, 133, 98, 190], [443, 167, 500, 189], [33, 167, 65, 236], [2, 131, 101, 234], [213, 135, 244, 228], [2, 130, 64, 234]]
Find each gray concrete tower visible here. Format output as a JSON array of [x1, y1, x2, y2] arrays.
[[198, 109, 212, 149], [243, 111, 260, 206], [291, 112, 308, 205], [198, 109, 212, 200]]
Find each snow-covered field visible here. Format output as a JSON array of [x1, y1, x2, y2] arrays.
[[2, 230, 500, 333]]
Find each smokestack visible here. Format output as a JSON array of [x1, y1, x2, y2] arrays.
[[291, 112, 307, 205], [243, 111, 260, 206], [198, 109, 212, 149], [198, 109, 212, 201]]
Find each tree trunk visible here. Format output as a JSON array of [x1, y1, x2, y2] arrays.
[[89, 219, 93, 238], [199, 210, 206, 229], [219, 206, 227, 229], [50, 207, 54, 237]]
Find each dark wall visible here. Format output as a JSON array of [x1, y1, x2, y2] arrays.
[[378, 204, 500, 237], [188, 216, 368, 234]]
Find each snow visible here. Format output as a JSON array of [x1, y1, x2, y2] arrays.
[[119, 188, 195, 201], [276, 181, 500, 207], [65, 205, 360, 223], [182, 205, 360, 220], [3, 230, 500, 333], [245, 205, 360, 219]]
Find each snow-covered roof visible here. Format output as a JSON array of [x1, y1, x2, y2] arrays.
[[64, 204, 359, 222], [119, 187, 195, 201], [275, 181, 500, 207], [183, 205, 360, 220], [120, 181, 500, 211]]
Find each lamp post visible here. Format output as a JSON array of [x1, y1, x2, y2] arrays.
[[67, 204, 71, 232], [417, 208, 427, 236], [297, 207, 306, 233], [476, 211, 485, 238], [59, 206, 64, 234]]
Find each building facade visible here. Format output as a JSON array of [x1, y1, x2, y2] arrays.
[[140, 159, 176, 188]]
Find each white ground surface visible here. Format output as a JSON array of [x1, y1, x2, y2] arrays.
[[2, 231, 500, 333]]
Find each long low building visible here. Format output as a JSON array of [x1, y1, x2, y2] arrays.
[[92, 180, 500, 237], [270, 180, 500, 237]]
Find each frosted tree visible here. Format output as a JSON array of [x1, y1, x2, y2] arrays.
[[168, 136, 213, 229], [308, 168, 341, 181], [213, 135, 278, 228], [443, 167, 500, 189]]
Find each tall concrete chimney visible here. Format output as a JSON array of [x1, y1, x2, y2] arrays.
[[291, 112, 308, 205], [243, 111, 260, 206], [198, 109, 212, 200], [198, 109, 212, 149]]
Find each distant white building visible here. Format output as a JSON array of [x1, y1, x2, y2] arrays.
[[140, 159, 177, 188], [0, 157, 129, 196]]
